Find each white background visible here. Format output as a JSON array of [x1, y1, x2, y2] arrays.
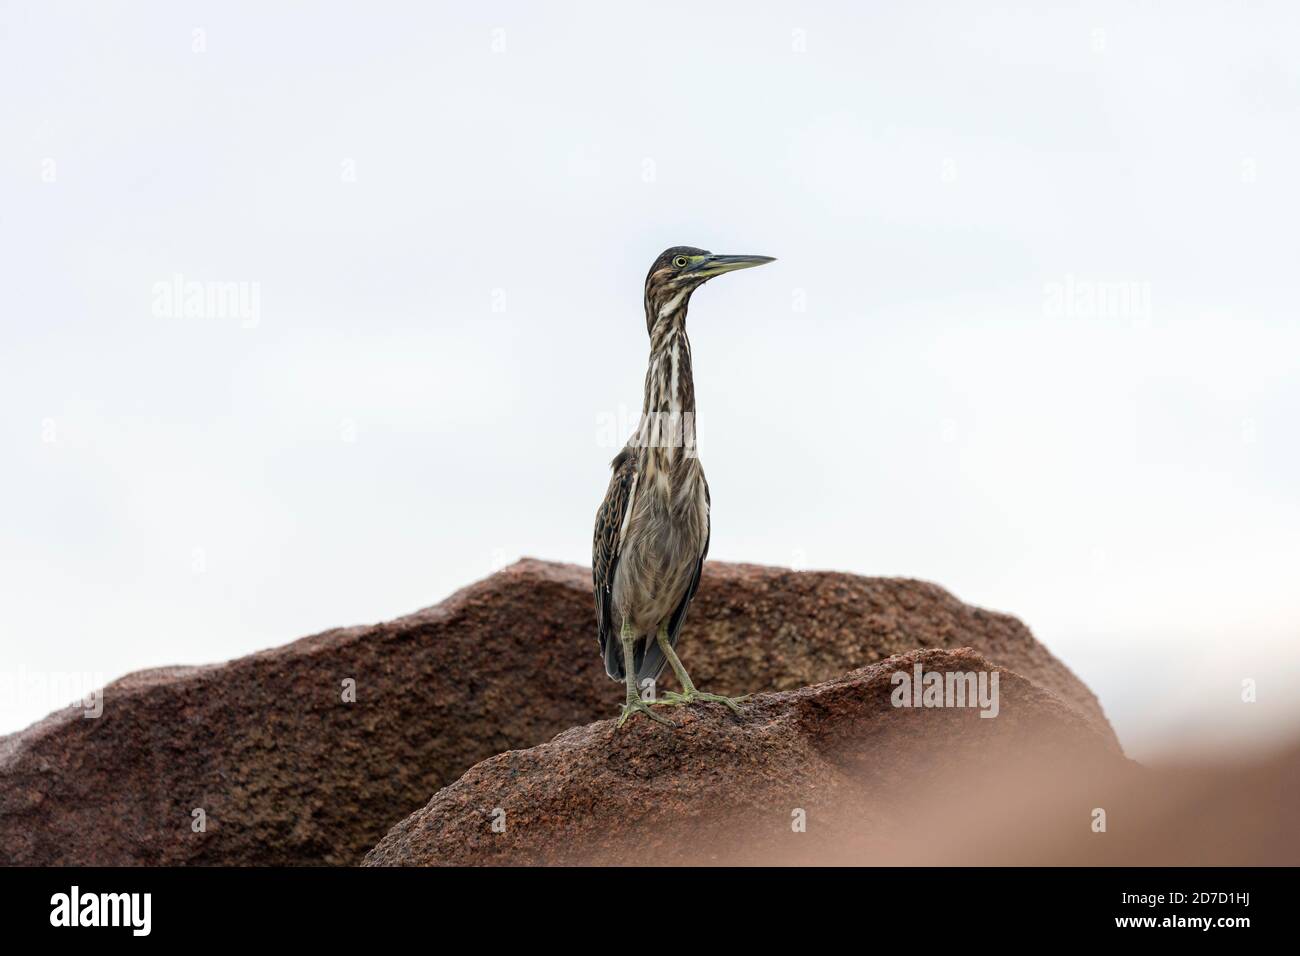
[[3, 1, 1298, 759]]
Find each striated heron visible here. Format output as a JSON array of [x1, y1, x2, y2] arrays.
[[592, 246, 775, 727]]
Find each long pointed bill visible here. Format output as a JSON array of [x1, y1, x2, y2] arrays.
[[690, 254, 776, 277]]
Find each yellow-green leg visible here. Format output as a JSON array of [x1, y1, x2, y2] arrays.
[[617, 620, 673, 728], [653, 624, 748, 716]]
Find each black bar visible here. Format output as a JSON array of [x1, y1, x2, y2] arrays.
[[1, 865, 1279, 942]]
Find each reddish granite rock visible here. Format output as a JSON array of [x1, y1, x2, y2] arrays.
[[362, 647, 1123, 866], [0, 560, 1115, 865]]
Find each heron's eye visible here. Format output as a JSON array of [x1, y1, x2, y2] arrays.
[[673, 256, 689, 269]]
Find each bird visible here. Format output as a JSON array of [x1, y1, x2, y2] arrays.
[[593, 246, 775, 727]]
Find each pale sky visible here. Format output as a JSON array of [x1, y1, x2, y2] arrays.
[[2, 1, 1298, 760]]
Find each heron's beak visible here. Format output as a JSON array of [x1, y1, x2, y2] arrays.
[[690, 254, 776, 277]]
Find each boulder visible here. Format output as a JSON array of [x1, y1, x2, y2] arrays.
[[0, 559, 1115, 865], [363, 647, 1122, 866]]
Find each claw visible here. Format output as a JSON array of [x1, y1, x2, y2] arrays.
[[652, 689, 748, 716], [617, 697, 674, 728]]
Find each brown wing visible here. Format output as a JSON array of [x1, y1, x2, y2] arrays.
[[593, 447, 637, 680]]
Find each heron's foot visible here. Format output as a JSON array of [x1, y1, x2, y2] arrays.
[[655, 689, 749, 716], [617, 696, 675, 728]]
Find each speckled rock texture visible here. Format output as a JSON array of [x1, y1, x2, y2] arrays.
[[0, 559, 1114, 865], [362, 647, 1122, 866]]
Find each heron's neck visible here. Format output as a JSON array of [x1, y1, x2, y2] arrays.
[[642, 302, 694, 416], [634, 299, 695, 464]]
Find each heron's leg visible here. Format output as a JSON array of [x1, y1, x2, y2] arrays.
[[652, 624, 747, 716], [617, 621, 672, 728]]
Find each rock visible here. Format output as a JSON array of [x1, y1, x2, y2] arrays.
[[0, 559, 1115, 865], [857, 737, 1300, 866], [363, 647, 1122, 866]]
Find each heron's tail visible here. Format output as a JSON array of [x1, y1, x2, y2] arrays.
[[636, 638, 669, 687], [602, 633, 625, 681], [603, 633, 669, 686]]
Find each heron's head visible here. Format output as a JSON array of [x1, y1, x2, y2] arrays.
[[644, 246, 775, 331]]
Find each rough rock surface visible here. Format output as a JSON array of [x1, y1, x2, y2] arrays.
[[363, 647, 1122, 866], [0, 559, 1115, 865]]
